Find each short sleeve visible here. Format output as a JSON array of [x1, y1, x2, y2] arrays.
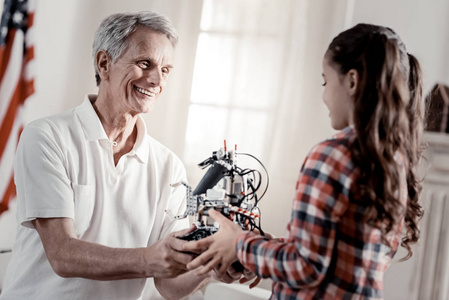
[[14, 123, 75, 228]]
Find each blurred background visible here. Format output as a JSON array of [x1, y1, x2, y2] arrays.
[[1, 0, 449, 299]]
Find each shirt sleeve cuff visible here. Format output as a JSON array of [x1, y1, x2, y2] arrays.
[[236, 231, 253, 262]]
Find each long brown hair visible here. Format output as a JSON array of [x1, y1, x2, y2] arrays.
[[326, 24, 424, 260]]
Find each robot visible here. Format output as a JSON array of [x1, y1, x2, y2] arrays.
[[167, 142, 268, 241]]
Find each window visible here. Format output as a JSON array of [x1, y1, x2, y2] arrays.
[[183, 0, 291, 169]]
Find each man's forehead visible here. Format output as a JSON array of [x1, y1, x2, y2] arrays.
[[130, 27, 171, 45], [122, 29, 174, 62]]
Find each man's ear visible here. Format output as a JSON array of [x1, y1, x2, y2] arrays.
[[96, 50, 111, 82], [346, 69, 359, 97]]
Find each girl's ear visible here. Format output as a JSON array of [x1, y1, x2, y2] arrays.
[[96, 50, 111, 82], [346, 69, 359, 97]]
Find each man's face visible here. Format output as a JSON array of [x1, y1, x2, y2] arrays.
[[106, 27, 174, 115]]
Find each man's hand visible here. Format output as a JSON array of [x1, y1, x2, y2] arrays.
[[144, 226, 198, 278], [182, 209, 243, 277]]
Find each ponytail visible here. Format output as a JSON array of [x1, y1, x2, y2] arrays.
[[407, 53, 424, 157], [400, 53, 424, 261], [352, 33, 410, 247]]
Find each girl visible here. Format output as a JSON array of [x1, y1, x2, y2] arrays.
[[183, 23, 424, 299]]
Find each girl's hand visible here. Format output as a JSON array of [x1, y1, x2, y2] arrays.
[[239, 268, 262, 289], [183, 209, 243, 276], [212, 263, 243, 283]]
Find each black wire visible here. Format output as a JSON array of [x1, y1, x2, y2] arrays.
[[236, 152, 269, 201], [246, 179, 258, 205], [226, 152, 269, 236], [250, 206, 264, 235], [233, 168, 257, 205], [237, 168, 262, 204]]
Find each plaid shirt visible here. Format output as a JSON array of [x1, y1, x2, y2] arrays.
[[236, 126, 405, 300]]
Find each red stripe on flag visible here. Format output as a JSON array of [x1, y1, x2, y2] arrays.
[[0, 175, 16, 215], [0, 30, 17, 83], [24, 46, 34, 64], [0, 81, 23, 158], [22, 78, 35, 103], [27, 12, 35, 28], [24, 12, 35, 66]]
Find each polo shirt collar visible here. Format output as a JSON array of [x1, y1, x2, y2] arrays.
[[75, 95, 108, 141], [75, 94, 149, 164], [133, 115, 149, 163]]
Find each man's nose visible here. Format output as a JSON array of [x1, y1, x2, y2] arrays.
[[147, 68, 162, 86]]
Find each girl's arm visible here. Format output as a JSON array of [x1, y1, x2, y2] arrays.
[[184, 140, 352, 288]]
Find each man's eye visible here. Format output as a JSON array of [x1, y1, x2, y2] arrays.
[[162, 67, 170, 74], [322, 81, 327, 86], [137, 61, 150, 68]]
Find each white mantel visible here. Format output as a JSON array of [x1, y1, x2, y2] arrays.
[[410, 131, 449, 299]]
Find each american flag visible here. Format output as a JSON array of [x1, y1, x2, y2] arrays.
[[0, 0, 35, 215]]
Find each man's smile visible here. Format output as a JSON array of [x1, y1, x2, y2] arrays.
[[134, 85, 157, 97]]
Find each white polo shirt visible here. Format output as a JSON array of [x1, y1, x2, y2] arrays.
[[1, 95, 190, 300]]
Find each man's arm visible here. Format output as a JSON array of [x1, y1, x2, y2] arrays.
[[154, 262, 252, 299], [154, 271, 211, 300], [32, 217, 195, 280]]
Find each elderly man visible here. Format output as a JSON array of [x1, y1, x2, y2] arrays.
[[1, 11, 241, 300]]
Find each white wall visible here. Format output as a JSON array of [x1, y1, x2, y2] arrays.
[[1, 0, 449, 298], [349, 0, 449, 94]]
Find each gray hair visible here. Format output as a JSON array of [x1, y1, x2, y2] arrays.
[[92, 11, 178, 86]]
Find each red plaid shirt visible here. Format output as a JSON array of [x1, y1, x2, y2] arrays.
[[236, 126, 406, 300]]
